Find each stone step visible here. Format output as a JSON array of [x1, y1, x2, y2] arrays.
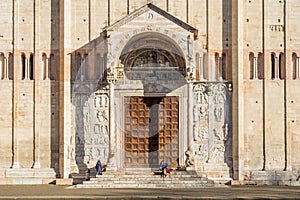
[[83, 179, 208, 184], [75, 182, 215, 188], [94, 174, 205, 178], [92, 175, 205, 180], [74, 171, 217, 188]]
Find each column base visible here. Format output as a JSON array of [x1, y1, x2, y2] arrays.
[[32, 162, 41, 169], [11, 162, 20, 169]]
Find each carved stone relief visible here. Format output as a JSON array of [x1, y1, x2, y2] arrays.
[[192, 83, 232, 170], [72, 90, 110, 169], [193, 83, 209, 143]]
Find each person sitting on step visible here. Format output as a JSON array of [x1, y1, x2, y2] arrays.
[[159, 160, 171, 177], [95, 160, 103, 175]]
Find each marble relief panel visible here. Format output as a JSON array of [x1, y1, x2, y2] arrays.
[[193, 83, 232, 168], [73, 90, 110, 168]]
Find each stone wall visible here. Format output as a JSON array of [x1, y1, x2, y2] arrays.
[[0, 0, 300, 183]]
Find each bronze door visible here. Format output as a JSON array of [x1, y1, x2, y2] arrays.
[[124, 96, 179, 168]]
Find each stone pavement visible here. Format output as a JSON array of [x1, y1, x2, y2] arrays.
[[0, 185, 300, 199]]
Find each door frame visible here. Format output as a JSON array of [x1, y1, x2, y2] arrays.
[[114, 86, 188, 171]]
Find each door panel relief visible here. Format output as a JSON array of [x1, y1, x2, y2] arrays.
[[124, 96, 179, 168]]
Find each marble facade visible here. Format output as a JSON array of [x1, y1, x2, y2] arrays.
[[0, 1, 300, 184]]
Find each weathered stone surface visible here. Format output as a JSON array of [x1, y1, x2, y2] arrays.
[[0, 1, 300, 185]]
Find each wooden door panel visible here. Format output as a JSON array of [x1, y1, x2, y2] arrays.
[[124, 96, 179, 168]]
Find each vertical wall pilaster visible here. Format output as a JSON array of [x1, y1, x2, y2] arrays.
[[58, 0, 72, 178], [284, 0, 292, 171], [231, 0, 245, 180], [12, 52, 21, 169], [11, 0, 20, 168], [32, 0, 41, 169]]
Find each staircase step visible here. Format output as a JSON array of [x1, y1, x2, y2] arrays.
[[73, 171, 220, 188]]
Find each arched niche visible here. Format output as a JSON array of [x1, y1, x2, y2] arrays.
[[119, 32, 186, 77]]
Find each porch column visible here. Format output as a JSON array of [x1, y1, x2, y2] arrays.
[[107, 74, 117, 170], [188, 81, 194, 148], [185, 69, 195, 169]]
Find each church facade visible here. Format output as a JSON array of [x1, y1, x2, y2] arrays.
[[0, 0, 300, 184]]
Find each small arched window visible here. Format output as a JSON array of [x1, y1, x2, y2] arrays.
[[42, 53, 47, 80], [257, 52, 264, 80], [21, 53, 26, 79], [221, 53, 227, 80], [29, 54, 34, 80], [249, 52, 255, 79], [202, 53, 207, 80], [215, 53, 220, 80], [84, 54, 89, 80], [271, 53, 276, 79], [0, 53, 4, 80], [279, 53, 285, 80], [195, 53, 200, 80], [292, 53, 298, 80], [8, 53, 13, 80]]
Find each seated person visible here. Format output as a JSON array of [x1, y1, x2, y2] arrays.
[[159, 160, 169, 171]]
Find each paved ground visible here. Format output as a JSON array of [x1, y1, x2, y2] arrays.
[[0, 185, 300, 199]]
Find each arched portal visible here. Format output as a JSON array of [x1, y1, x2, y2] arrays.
[[120, 32, 186, 76], [116, 32, 188, 169]]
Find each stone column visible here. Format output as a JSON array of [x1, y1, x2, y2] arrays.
[[4, 57, 8, 80], [32, 53, 41, 169], [106, 62, 117, 170], [188, 81, 194, 147], [24, 57, 29, 80], [45, 57, 49, 80], [107, 79, 117, 170], [253, 57, 257, 80], [296, 58, 300, 79], [0, 56, 3, 80], [32, 110, 41, 168], [285, 121, 292, 171], [200, 56, 204, 81], [0, 55, 8, 80], [187, 80, 195, 170], [12, 53, 20, 169], [275, 56, 279, 79]]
